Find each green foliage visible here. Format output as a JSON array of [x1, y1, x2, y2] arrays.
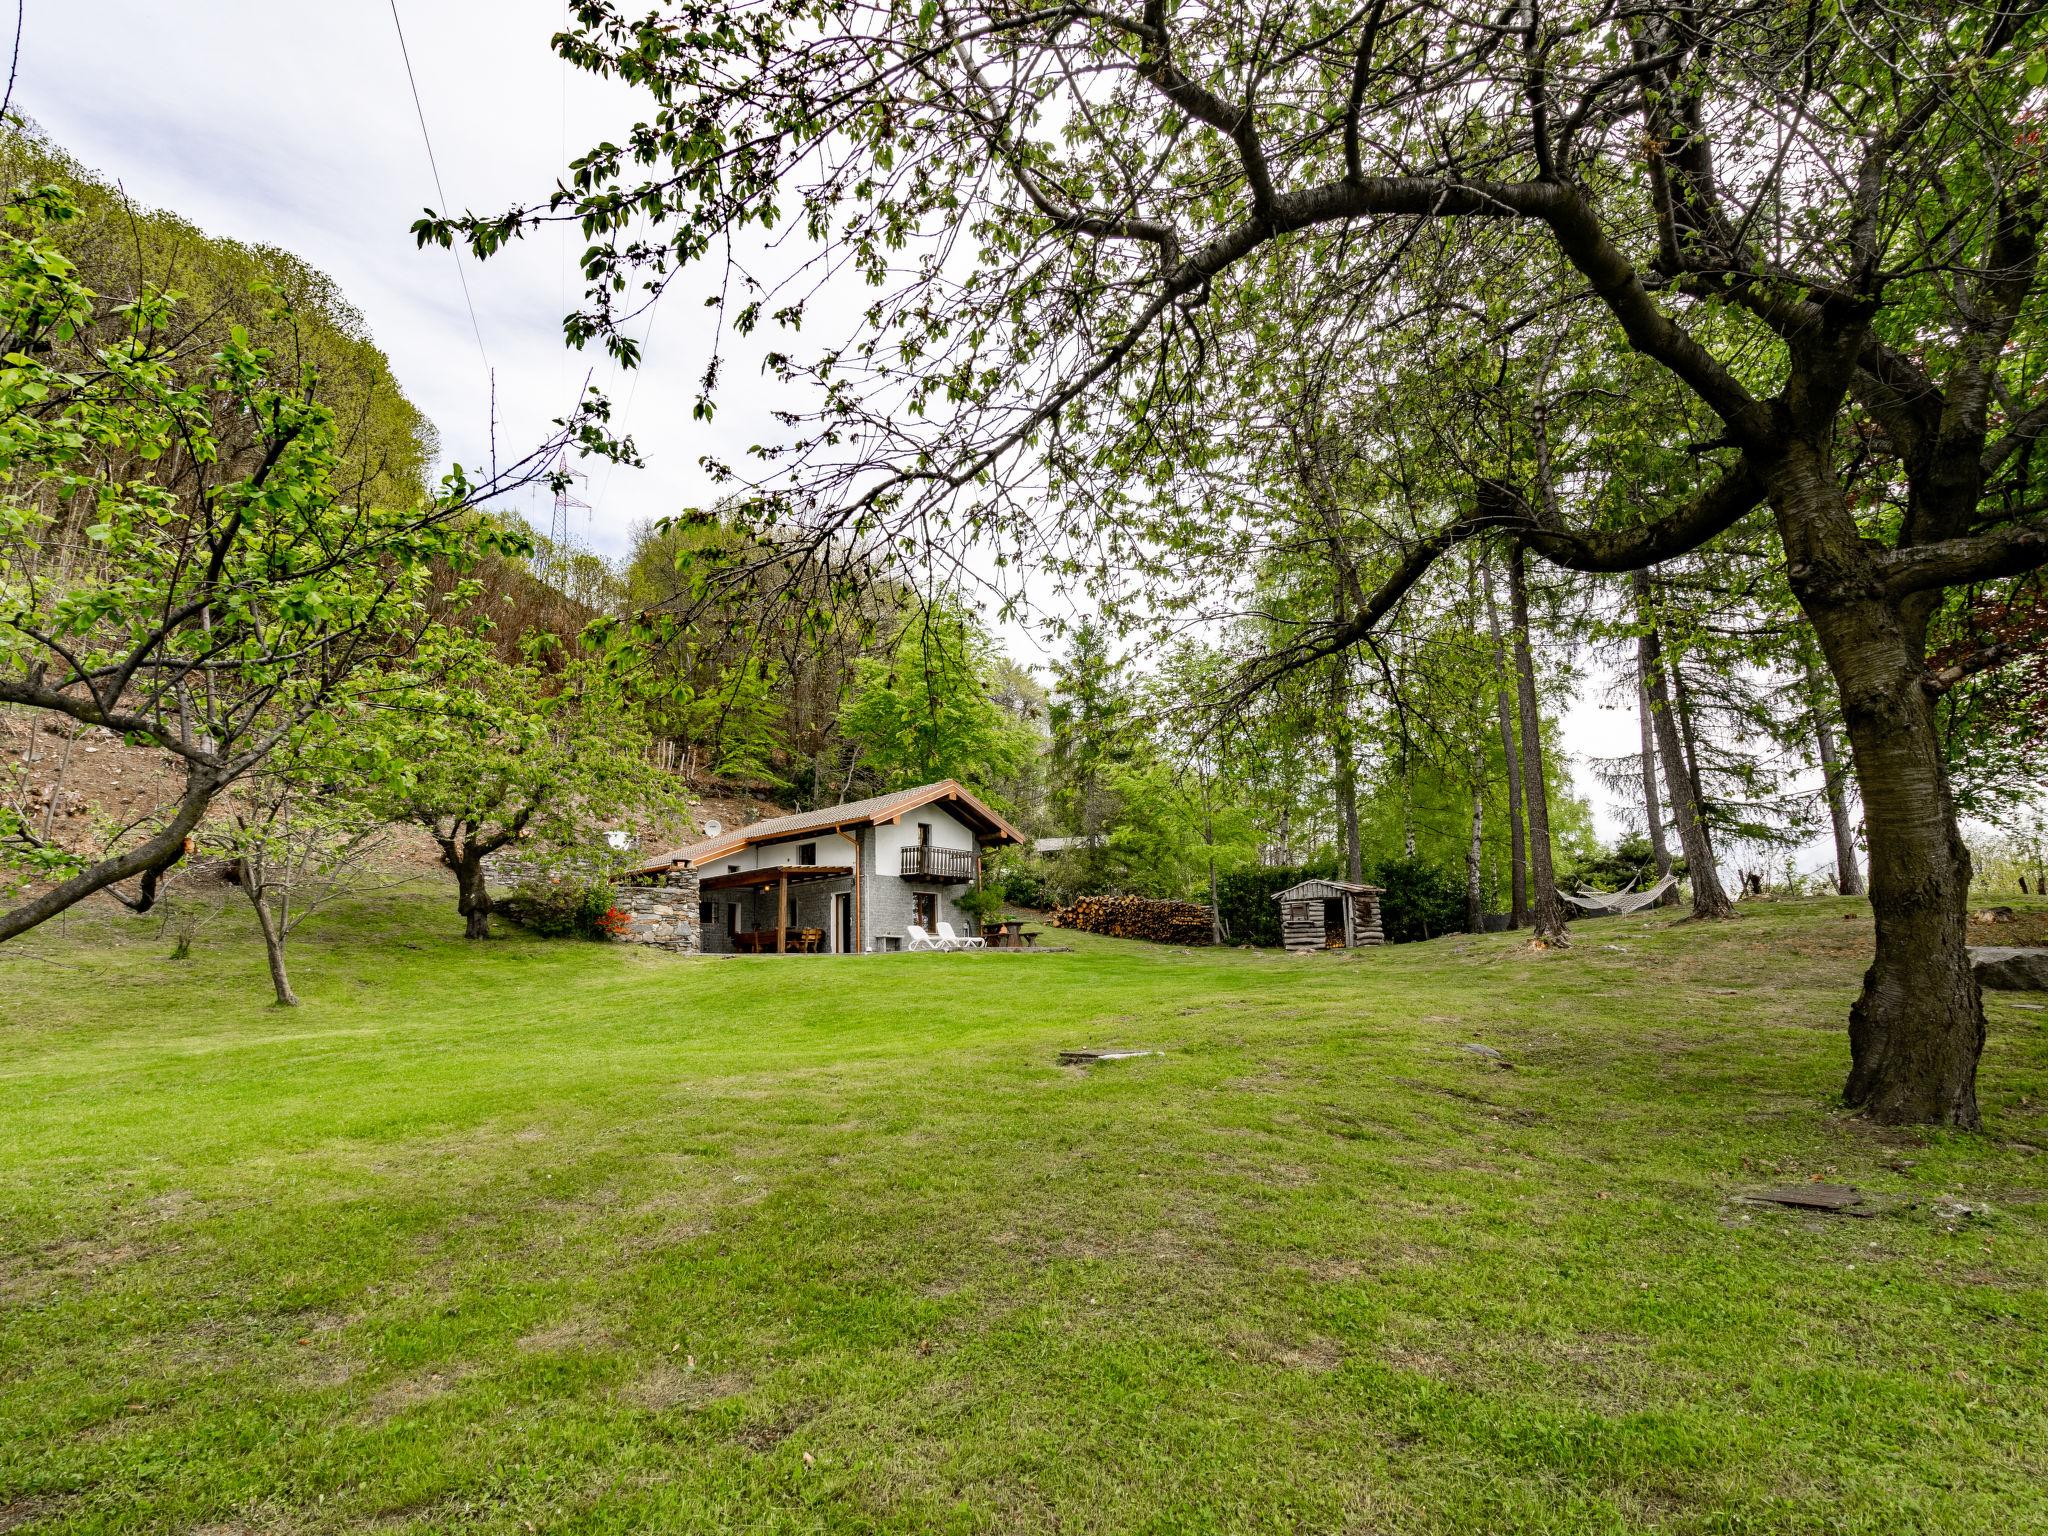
[[954, 884, 1008, 924], [0, 171, 539, 928], [838, 602, 1035, 803], [0, 126, 437, 507], [345, 624, 687, 936], [987, 858, 1059, 912], [497, 879, 618, 940], [1368, 857, 1469, 945]]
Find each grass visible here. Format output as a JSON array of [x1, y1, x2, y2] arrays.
[[1, 891, 2045, 1535]]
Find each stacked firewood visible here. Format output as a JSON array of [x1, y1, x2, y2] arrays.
[[1047, 895, 1215, 944]]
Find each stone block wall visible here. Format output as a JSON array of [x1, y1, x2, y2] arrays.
[[612, 875, 702, 952]]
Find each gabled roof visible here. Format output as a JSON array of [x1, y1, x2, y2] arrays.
[[635, 780, 1025, 874], [1274, 878, 1384, 900]]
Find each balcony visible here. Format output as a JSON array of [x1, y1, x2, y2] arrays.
[[900, 845, 980, 883]]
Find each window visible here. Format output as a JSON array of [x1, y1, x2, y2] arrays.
[[798, 842, 817, 865], [914, 892, 937, 930], [917, 822, 932, 847], [698, 899, 714, 923]]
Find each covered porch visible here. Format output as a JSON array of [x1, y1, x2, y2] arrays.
[[699, 864, 860, 955]]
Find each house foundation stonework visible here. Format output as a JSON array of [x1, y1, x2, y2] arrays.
[[611, 877, 702, 951]]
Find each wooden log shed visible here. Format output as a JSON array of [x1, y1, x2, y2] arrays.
[[1275, 878, 1385, 952]]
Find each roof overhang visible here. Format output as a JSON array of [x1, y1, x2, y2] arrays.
[[868, 781, 1025, 846], [699, 864, 854, 892]]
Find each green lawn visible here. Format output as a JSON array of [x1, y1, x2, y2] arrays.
[[2, 893, 2044, 1534]]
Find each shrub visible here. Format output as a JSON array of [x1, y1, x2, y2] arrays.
[[498, 879, 617, 940], [1368, 856, 1467, 944], [594, 905, 632, 940], [956, 885, 1009, 924], [994, 860, 1061, 912]]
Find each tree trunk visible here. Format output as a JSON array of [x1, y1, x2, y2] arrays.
[[1466, 755, 1485, 934], [1635, 637, 1678, 904], [1507, 546, 1568, 944], [1400, 758, 1417, 861], [245, 881, 299, 1007], [1820, 612, 1981, 1127], [1803, 648, 1865, 897], [452, 847, 494, 940], [1482, 557, 1528, 928], [1768, 446, 1983, 1127], [1633, 570, 1735, 920], [1207, 803, 1223, 946], [1670, 660, 1708, 813], [1329, 641, 1364, 886]]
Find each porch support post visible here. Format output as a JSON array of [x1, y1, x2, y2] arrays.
[[777, 872, 788, 954], [837, 828, 863, 953]]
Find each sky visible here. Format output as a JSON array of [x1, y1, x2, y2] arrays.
[[21, 0, 1839, 866]]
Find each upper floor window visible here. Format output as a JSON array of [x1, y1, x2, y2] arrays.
[[798, 842, 817, 865]]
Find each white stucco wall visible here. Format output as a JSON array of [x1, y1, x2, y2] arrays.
[[706, 827, 865, 876], [872, 806, 978, 863]]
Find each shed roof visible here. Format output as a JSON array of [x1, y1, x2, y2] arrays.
[[633, 779, 1024, 875], [1274, 878, 1384, 901]]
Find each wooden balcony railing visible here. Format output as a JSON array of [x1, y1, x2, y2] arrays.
[[899, 846, 980, 883]]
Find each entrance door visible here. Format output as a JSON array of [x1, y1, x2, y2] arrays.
[[833, 891, 854, 953], [1323, 898, 1346, 948]]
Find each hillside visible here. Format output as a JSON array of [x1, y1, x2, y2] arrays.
[[1, 896, 2044, 1533], [0, 705, 781, 885]]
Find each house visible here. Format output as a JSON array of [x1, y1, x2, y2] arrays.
[[626, 780, 1025, 954], [1032, 834, 1102, 855], [1273, 878, 1385, 952]]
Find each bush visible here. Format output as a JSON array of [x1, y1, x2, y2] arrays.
[[497, 879, 618, 940], [957, 885, 1009, 924], [1368, 856, 1467, 944], [995, 861, 1062, 911]]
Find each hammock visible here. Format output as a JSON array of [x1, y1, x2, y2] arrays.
[[1557, 873, 1680, 916]]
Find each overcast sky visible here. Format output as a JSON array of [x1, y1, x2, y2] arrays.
[[21, 0, 1827, 860]]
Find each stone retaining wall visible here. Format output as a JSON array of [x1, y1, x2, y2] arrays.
[[611, 876, 703, 952]]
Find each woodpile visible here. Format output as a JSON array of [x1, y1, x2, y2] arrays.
[[1047, 895, 1215, 945]]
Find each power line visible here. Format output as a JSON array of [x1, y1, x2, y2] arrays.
[[387, 0, 491, 383]]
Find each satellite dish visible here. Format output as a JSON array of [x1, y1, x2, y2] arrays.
[[701, 818, 724, 838]]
